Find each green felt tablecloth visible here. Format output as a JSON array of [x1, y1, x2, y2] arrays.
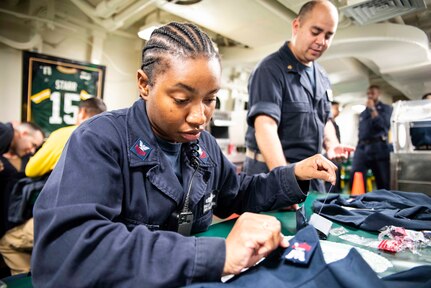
[[3, 193, 430, 287], [197, 192, 431, 277]]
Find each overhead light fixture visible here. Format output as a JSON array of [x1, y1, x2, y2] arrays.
[[166, 0, 202, 5], [138, 22, 162, 40]]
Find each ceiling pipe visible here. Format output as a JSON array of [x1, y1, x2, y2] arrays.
[[108, 0, 158, 31], [94, 0, 135, 19], [70, 0, 157, 31], [0, 34, 43, 51], [55, 11, 136, 38], [0, 8, 76, 32], [255, 0, 296, 23], [321, 23, 431, 98]]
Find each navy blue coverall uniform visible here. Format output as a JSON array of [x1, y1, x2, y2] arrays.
[[0, 122, 16, 237], [0, 122, 14, 155], [31, 99, 309, 288], [351, 101, 392, 191], [244, 42, 332, 192]]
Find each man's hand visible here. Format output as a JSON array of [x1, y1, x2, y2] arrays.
[[326, 144, 355, 162], [366, 98, 376, 109], [294, 154, 338, 185], [223, 213, 289, 276]]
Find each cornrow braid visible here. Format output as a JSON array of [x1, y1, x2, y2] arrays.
[[170, 22, 199, 50], [152, 28, 194, 51], [141, 21, 219, 85]]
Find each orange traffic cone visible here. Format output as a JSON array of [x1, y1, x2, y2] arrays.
[[351, 172, 365, 195]]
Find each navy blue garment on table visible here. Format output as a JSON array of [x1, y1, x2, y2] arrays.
[[312, 190, 431, 231], [382, 265, 431, 288], [187, 225, 431, 288]]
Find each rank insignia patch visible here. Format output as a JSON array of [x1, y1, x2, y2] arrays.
[[197, 144, 208, 162], [282, 241, 317, 266], [130, 139, 152, 161]]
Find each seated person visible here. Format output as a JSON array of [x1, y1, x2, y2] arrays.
[[0, 121, 44, 158], [0, 98, 106, 275], [31, 22, 337, 287], [0, 121, 43, 276], [25, 98, 107, 178]]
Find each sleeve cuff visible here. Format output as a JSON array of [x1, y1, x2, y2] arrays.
[[278, 165, 308, 204], [193, 237, 225, 282], [247, 102, 281, 127]]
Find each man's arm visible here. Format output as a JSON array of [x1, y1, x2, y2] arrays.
[[254, 115, 288, 170], [323, 120, 340, 152], [254, 114, 298, 210], [324, 120, 355, 161]]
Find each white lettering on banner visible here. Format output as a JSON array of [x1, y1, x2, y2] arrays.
[[55, 80, 78, 91]]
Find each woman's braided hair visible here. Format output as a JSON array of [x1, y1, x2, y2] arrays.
[[141, 22, 219, 85]]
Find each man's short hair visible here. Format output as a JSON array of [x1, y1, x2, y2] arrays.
[[79, 98, 107, 117], [21, 122, 45, 139], [421, 93, 431, 100], [368, 84, 380, 90], [297, 1, 319, 21], [297, 0, 334, 22]]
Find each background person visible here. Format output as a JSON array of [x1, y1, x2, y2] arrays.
[[0, 98, 107, 276], [325, 101, 342, 192], [243, 0, 353, 194], [350, 85, 392, 191], [0, 122, 43, 245], [31, 22, 337, 287], [25, 98, 107, 178], [0, 122, 44, 158]]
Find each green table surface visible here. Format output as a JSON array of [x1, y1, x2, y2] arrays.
[[3, 193, 430, 287], [196, 192, 431, 278]]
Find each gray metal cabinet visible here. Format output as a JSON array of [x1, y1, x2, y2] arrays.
[[390, 152, 431, 196]]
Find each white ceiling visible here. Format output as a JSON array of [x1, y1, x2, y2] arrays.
[[83, 0, 431, 103], [2, 0, 431, 105]]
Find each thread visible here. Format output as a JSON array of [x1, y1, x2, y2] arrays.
[[318, 184, 334, 215]]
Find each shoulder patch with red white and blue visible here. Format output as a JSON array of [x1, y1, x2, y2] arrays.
[[281, 226, 319, 266], [282, 241, 317, 266], [130, 138, 152, 161], [196, 144, 208, 163]]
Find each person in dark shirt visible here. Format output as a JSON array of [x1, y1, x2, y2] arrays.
[[31, 22, 337, 287], [243, 0, 353, 195], [0, 121, 43, 239], [351, 85, 393, 191], [0, 122, 44, 158]]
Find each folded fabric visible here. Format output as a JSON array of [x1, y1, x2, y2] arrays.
[[187, 225, 431, 287], [312, 190, 431, 231]]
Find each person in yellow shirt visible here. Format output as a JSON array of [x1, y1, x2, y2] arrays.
[[0, 97, 106, 275], [25, 98, 107, 177]]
